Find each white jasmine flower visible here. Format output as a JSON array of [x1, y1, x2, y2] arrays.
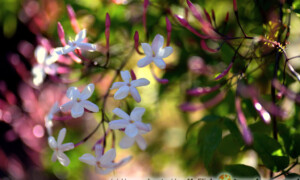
[[79, 144, 132, 174], [137, 34, 173, 69], [111, 70, 150, 102], [45, 102, 60, 136], [60, 83, 99, 118], [32, 46, 59, 86], [54, 29, 96, 55], [48, 128, 74, 166], [109, 107, 150, 138], [119, 124, 151, 150]]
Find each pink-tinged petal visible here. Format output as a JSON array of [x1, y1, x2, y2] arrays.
[[157, 46, 173, 58], [110, 82, 126, 89], [215, 62, 233, 80], [57, 22, 66, 46], [136, 135, 147, 150], [60, 100, 75, 112], [187, 0, 205, 23], [112, 108, 130, 120], [66, 87, 80, 99], [82, 100, 99, 112], [57, 128, 66, 146], [252, 98, 271, 124], [114, 156, 132, 168], [71, 103, 84, 118], [140, 123, 152, 134], [51, 152, 57, 162], [77, 43, 97, 51], [119, 135, 135, 149], [44, 64, 58, 75], [141, 43, 152, 56], [130, 107, 145, 121], [34, 46, 47, 64], [67, 5, 80, 33], [120, 70, 131, 83], [48, 136, 57, 149], [153, 58, 166, 69], [114, 86, 130, 100], [75, 29, 86, 43], [137, 56, 153, 68], [95, 144, 103, 160], [80, 83, 94, 100], [100, 148, 116, 165], [186, 85, 221, 96], [109, 120, 129, 129], [130, 87, 141, 103], [131, 78, 150, 87], [233, 0, 237, 11], [57, 152, 71, 166], [125, 124, 138, 138], [96, 167, 114, 175], [135, 121, 150, 132], [152, 34, 164, 54], [79, 153, 96, 166], [60, 143, 74, 151]]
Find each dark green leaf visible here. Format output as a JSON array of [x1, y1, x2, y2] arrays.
[[219, 134, 243, 156], [224, 164, 260, 179]]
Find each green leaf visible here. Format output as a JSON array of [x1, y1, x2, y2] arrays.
[[223, 118, 244, 145], [253, 133, 289, 172], [219, 134, 243, 156], [290, 133, 300, 158], [198, 124, 222, 168], [224, 164, 260, 179]]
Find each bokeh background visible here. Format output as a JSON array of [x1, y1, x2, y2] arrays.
[[0, 0, 300, 179]]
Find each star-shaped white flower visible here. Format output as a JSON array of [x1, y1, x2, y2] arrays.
[[48, 128, 74, 166], [32, 46, 59, 86], [79, 144, 132, 174], [111, 70, 150, 102], [137, 34, 173, 69], [60, 83, 99, 118], [45, 102, 60, 136], [109, 107, 150, 138], [119, 124, 151, 150], [54, 29, 97, 55]]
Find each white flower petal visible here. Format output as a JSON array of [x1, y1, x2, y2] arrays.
[[95, 144, 103, 160], [82, 100, 99, 112], [141, 43, 153, 56], [110, 82, 126, 89], [139, 124, 152, 134], [114, 86, 130, 100], [157, 46, 173, 58], [45, 54, 59, 65], [120, 71, 131, 83], [153, 58, 166, 69], [136, 135, 147, 150], [60, 143, 74, 151], [137, 56, 153, 68], [35, 46, 47, 64], [55, 45, 76, 55], [125, 124, 138, 138], [71, 102, 84, 118], [135, 121, 150, 132], [49, 102, 60, 115], [60, 100, 75, 112], [80, 83, 95, 100], [114, 156, 132, 168], [130, 107, 145, 122], [57, 128, 66, 146], [100, 148, 116, 165], [129, 87, 141, 103], [96, 167, 114, 175], [57, 152, 71, 166], [75, 29, 86, 42], [119, 135, 135, 149], [66, 87, 80, 99], [79, 153, 97, 166], [77, 42, 97, 51], [109, 119, 129, 129], [51, 152, 57, 162], [151, 34, 164, 54], [32, 66, 46, 86], [131, 78, 150, 87], [112, 108, 130, 120], [48, 136, 57, 149]]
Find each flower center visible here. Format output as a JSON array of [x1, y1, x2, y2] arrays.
[[76, 98, 81, 102], [96, 161, 105, 169], [127, 83, 131, 87], [129, 120, 134, 124]]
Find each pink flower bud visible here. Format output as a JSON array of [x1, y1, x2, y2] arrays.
[[201, 39, 218, 53], [233, 0, 237, 12], [166, 16, 172, 46], [187, 85, 220, 96], [225, 12, 229, 22], [105, 13, 111, 27], [211, 9, 216, 22], [186, 0, 204, 23], [175, 15, 207, 38], [134, 31, 142, 54], [215, 62, 233, 80], [203, 9, 212, 24], [175, 15, 188, 26], [57, 22, 66, 46], [144, 0, 149, 8], [252, 98, 271, 124], [105, 13, 110, 50], [67, 5, 80, 33], [130, 69, 136, 80]]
